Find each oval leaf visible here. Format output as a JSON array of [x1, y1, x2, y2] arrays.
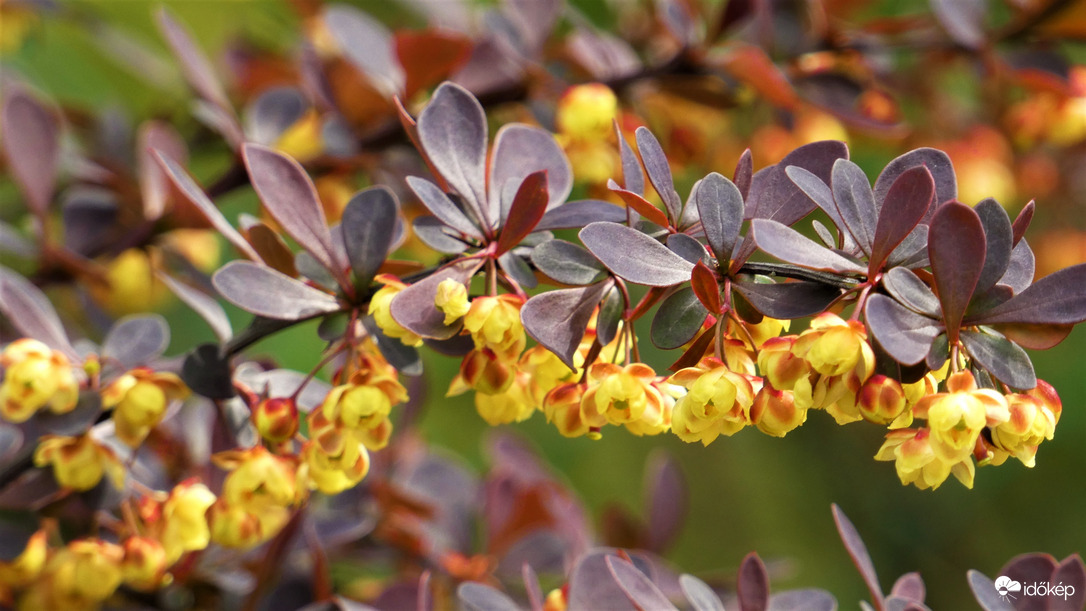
[[966, 571, 1014, 611], [865, 294, 942, 365], [928, 202, 985, 343], [651, 287, 708, 349], [973, 198, 1013, 296], [2, 91, 59, 217], [606, 556, 679, 611], [580, 222, 694, 286], [413, 216, 469, 254], [521, 282, 611, 369], [738, 553, 770, 611], [0, 266, 76, 357], [874, 148, 956, 213], [832, 504, 884, 609], [752, 219, 866, 274], [617, 120, 645, 195], [213, 261, 341, 320], [694, 172, 744, 261], [882, 267, 941, 317], [342, 186, 399, 285], [960, 330, 1036, 390], [407, 176, 482, 237], [635, 127, 682, 222], [103, 315, 170, 369], [680, 575, 726, 611], [531, 239, 606, 286], [691, 261, 722, 314], [536, 200, 627, 232], [417, 82, 489, 225], [323, 5, 405, 98], [496, 171, 549, 256], [645, 451, 687, 554], [668, 233, 707, 264], [390, 258, 481, 340], [977, 263, 1086, 325], [610, 181, 669, 228], [869, 166, 934, 274], [830, 159, 877, 254], [490, 124, 572, 215]]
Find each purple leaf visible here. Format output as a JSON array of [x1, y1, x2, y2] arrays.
[[490, 124, 572, 215], [456, 582, 521, 611], [523, 563, 544, 611], [732, 281, 843, 320], [999, 553, 1058, 611], [636, 127, 682, 222], [998, 240, 1034, 295], [362, 317, 423, 377], [606, 556, 679, 611], [928, 202, 985, 343], [212, 261, 341, 320], [967, 570, 1014, 611], [786, 165, 848, 248], [960, 330, 1036, 389], [323, 5, 404, 98], [973, 263, 1086, 325], [102, 315, 169, 369], [159, 274, 231, 341], [496, 171, 549, 256], [390, 258, 482, 340], [832, 504, 884, 608], [651, 287, 708, 350], [530, 239, 606, 286], [1050, 555, 1086, 611], [536, 199, 627, 231], [597, 288, 623, 346], [521, 282, 611, 369], [747, 141, 849, 225], [243, 144, 341, 273], [413, 216, 470, 254], [417, 82, 490, 226], [767, 589, 838, 611], [567, 30, 641, 82], [829, 159, 877, 253], [679, 574, 726, 611], [644, 451, 687, 554], [891, 573, 925, 603], [407, 176, 483, 238], [694, 172, 744, 261], [738, 553, 770, 611], [0, 266, 76, 358], [60, 188, 117, 256], [973, 199, 1014, 296], [243, 87, 307, 146], [668, 233, 707, 264], [869, 166, 934, 274], [1011, 200, 1034, 246], [752, 219, 866, 274], [931, 0, 986, 49], [580, 222, 694, 286], [568, 550, 638, 610], [883, 596, 931, 611], [2, 90, 60, 218], [882, 268, 941, 317], [182, 343, 234, 399], [865, 294, 942, 365], [498, 250, 537, 290], [616, 120, 645, 196], [734, 149, 753, 200], [341, 186, 399, 285], [874, 148, 956, 214], [153, 151, 262, 262], [138, 121, 187, 220]]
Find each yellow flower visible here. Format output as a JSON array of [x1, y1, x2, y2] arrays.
[[434, 278, 470, 325], [275, 110, 324, 162], [751, 384, 806, 437], [556, 83, 618, 141], [913, 371, 1009, 464], [669, 358, 756, 444], [102, 368, 189, 447], [121, 536, 170, 591], [789, 314, 876, 422], [875, 428, 960, 490], [857, 375, 908, 425], [727, 315, 789, 350], [0, 338, 79, 423], [542, 383, 590, 438], [320, 383, 392, 432], [34, 434, 126, 491], [755, 336, 810, 391], [252, 397, 300, 443], [302, 437, 370, 495], [452, 348, 516, 396], [208, 499, 275, 549], [0, 530, 47, 589], [46, 539, 124, 607], [89, 248, 170, 315], [519, 345, 579, 408], [159, 479, 216, 564], [463, 295, 525, 360], [369, 275, 423, 346], [214, 446, 301, 510], [990, 391, 1058, 468], [474, 372, 534, 426], [582, 363, 664, 427]]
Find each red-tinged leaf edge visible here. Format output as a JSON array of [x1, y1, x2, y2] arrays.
[[991, 322, 1073, 350], [616, 119, 645, 196], [832, 504, 884, 608], [605, 556, 679, 611], [734, 149, 753, 200], [669, 327, 716, 372], [496, 171, 549, 256], [522, 563, 543, 611], [1011, 200, 1034, 246], [928, 202, 986, 344], [868, 166, 934, 275], [609, 181, 670, 228], [416, 82, 490, 227], [737, 552, 769, 611], [521, 281, 612, 370], [691, 261, 722, 313]]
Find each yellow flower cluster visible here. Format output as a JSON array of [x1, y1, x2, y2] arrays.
[[0, 339, 79, 423]]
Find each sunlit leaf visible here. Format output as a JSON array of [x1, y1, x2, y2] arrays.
[[522, 281, 611, 369], [610, 181, 669, 228], [865, 295, 942, 365], [680, 574, 726, 611], [636, 127, 682, 222], [417, 82, 490, 226], [694, 172, 744, 261], [752, 219, 866, 274], [0, 266, 76, 358], [324, 4, 405, 98], [213, 261, 341, 320], [580, 222, 694, 286], [531, 239, 606, 286], [960, 330, 1036, 389], [491, 125, 571, 216], [606, 556, 678, 611]]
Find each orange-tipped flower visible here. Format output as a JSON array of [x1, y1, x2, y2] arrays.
[[875, 428, 973, 490], [751, 384, 806, 437], [0, 530, 47, 589], [463, 295, 525, 360], [0, 338, 79, 423], [857, 375, 908, 425], [669, 357, 757, 444], [302, 437, 370, 495], [46, 539, 125, 608], [102, 368, 189, 447], [542, 383, 590, 438], [252, 397, 300, 443], [582, 363, 665, 427], [912, 371, 1009, 464], [990, 388, 1059, 468], [34, 433, 126, 491], [121, 536, 170, 591], [454, 348, 517, 396]]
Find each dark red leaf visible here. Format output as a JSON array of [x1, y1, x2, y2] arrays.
[[495, 171, 548, 256], [580, 222, 694, 286], [1050, 555, 1086, 611], [717, 44, 800, 110], [679, 574, 725, 611], [391, 258, 482, 340], [737, 553, 769, 611], [869, 166, 934, 275], [244, 222, 297, 277], [732, 280, 843, 320], [651, 287, 709, 349], [536, 199, 627, 232], [417, 82, 490, 227], [609, 181, 670, 228], [874, 148, 956, 214], [521, 281, 611, 370], [616, 119, 645, 196], [832, 505, 884, 608], [2, 91, 60, 218], [1011, 200, 1034, 246], [395, 30, 472, 99], [712, 0, 754, 39], [605, 556, 679, 611], [694, 172, 744, 262], [243, 144, 340, 272], [635, 127, 682, 222], [669, 327, 715, 372], [691, 261, 722, 314], [324, 5, 404, 98], [182, 343, 235, 399], [752, 219, 866, 274], [974, 199, 1014, 295], [490, 125, 571, 216], [973, 263, 1086, 326], [734, 149, 753, 201], [212, 261, 341, 320], [992, 323, 1073, 350], [928, 202, 985, 344]]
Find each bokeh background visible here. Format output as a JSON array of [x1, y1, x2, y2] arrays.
[[2, 0, 1085, 608]]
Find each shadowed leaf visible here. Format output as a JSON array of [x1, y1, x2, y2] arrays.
[[243, 144, 340, 272], [865, 295, 942, 365], [645, 451, 687, 554], [691, 261, 722, 314], [243, 87, 306, 146], [580, 222, 694, 286], [391, 259, 482, 339], [882, 268, 941, 317], [874, 148, 956, 214], [342, 187, 399, 285], [928, 203, 985, 343], [680, 574, 726, 611], [960, 330, 1036, 389], [498, 250, 537, 290], [668, 233, 707, 264], [244, 222, 298, 277], [1011, 200, 1034, 246], [973, 263, 1086, 325], [497, 171, 549, 256], [636, 127, 682, 222], [597, 287, 623, 346], [974, 199, 1014, 295], [694, 172, 744, 261], [733, 281, 843, 319], [2, 91, 59, 217], [531, 239, 606, 286], [323, 5, 404, 98], [738, 553, 769, 611], [522, 282, 611, 369], [0, 266, 76, 358], [154, 151, 262, 262], [213, 261, 341, 320], [417, 82, 489, 225], [787, 165, 847, 247], [182, 344, 234, 399], [606, 556, 678, 611], [457, 582, 520, 611], [752, 219, 866, 274], [407, 176, 482, 237], [610, 181, 669, 228], [869, 166, 934, 274], [413, 216, 469, 254], [536, 200, 627, 231], [103, 315, 169, 369], [651, 287, 709, 349], [490, 125, 571, 216], [1051, 555, 1086, 611], [833, 505, 884, 608], [60, 189, 116, 256], [362, 317, 422, 377]]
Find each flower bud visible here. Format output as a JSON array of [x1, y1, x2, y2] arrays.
[[858, 375, 908, 425], [252, 397, 300, 443], [474, 373, 534, 426], [456, 348, 516, 395], [752, 385, 806, 437], [556, 83, 618, 141], [542, 383, 590, 438], [434, 278, 470, 325], [463, 295, 526, 360], [121, 536, 170, 591]]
